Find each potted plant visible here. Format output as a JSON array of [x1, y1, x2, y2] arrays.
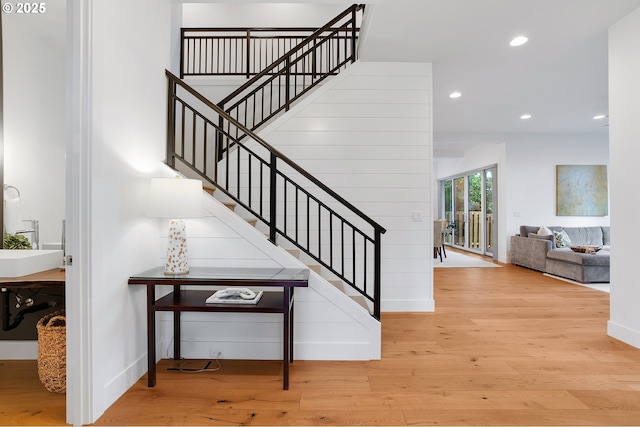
[[3, 233, 33, 249]]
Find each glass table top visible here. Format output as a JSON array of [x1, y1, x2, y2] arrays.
[[129, 266, 309, 282]]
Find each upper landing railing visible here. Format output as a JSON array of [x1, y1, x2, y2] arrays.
[[181, 5, 362, 143], [181, 27, 359, 79], [218, 4, 361, 139]]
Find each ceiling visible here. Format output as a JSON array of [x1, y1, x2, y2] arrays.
[[358, 0, 640, 155]]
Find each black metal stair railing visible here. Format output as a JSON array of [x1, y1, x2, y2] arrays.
[[166, 69, 386, 320], [181, 27, 358, 79], [216, 4, 362, 142]]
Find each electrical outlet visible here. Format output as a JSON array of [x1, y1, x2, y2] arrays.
[[209, 348, 222, 359]]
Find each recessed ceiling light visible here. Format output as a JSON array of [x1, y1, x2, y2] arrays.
[[510, 36, 529, 47], [593, 115, 607, 120], [449, 91, 462, 99], [520, 114, 532, 120]]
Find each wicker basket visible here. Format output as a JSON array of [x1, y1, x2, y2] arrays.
[[36, 310, 66, 394]]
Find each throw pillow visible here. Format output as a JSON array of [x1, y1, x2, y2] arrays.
[[553, 229, 572, 248], [537, 225, 553, 236]]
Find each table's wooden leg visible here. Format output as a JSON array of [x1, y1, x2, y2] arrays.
[[173, 311, 181, 359], [290, 288, 295, 363], [146, 285, 156, 387], [282, 287, 290, 390], [173, 286, 181, 360]]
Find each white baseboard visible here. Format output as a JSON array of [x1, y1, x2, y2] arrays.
[[608, 320, 640, 350], [102, 353, 148, 412], [382, 298, 434, 312], [0, 341, 37, 359], [159, 338, 378, 361], [295, 341, 375, 360]]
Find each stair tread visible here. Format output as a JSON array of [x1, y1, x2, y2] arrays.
[[329, 280, 344, 291], [308, 264, 322, 274], [350, 295, 372, 313]]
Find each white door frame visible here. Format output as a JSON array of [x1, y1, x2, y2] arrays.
[[66, 0, 94, 424]]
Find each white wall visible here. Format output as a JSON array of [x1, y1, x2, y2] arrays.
[[85, 0, 173, 419], [504, 134, 610, 239], [608, 6, 640, 349], [262, 61, 434, 312], [182, 3, 349, 28], [2, 1, 65, 246], [435, 133, 609, 263]]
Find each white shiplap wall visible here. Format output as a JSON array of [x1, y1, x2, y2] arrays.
[[260, 61, 434, 312]]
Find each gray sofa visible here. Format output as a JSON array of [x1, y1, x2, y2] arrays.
[[510, 225, 610, 283]]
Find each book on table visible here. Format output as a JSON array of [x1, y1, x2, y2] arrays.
[[205, 288, 263, 304]]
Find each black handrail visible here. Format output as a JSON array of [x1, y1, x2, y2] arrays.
[[166, 69, 385, 319]]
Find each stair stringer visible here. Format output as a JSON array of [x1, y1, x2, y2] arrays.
[[194, 190, 381, 360]]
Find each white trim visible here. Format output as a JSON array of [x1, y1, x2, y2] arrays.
[[0, 341, 37, 359], [355, 3, 376, 58], [383, 298, 435, 312], [102, 354, 148, 407], [608, 320, 640, 350], [66, 0, 94, 424]]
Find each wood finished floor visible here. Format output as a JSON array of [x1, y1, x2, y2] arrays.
[[3, 255, 640, 426]]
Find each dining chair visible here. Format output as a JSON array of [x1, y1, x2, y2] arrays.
[[438, 219, 448, 259], [434, 220, 445, 262]]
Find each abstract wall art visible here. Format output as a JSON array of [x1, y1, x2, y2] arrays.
[[556, 165, 608, 216]]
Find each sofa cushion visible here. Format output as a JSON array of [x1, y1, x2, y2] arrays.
[[547, 248, 610, 266], [553, 229, 572, 248], [519, 225, 539, 237], [602, 226, 610, 245], [529, 233, 553, 242], [563, 227, 604, 246]]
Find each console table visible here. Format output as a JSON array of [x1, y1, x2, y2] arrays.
[[128, 266, 309, 390]]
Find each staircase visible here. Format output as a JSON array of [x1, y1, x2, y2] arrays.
[[165, 4, 386, 319]]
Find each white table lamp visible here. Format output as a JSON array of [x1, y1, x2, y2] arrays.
[[147, 177, 204, 274]]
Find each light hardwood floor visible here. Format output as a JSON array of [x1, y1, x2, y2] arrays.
[[3, 254, 640, 426]]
